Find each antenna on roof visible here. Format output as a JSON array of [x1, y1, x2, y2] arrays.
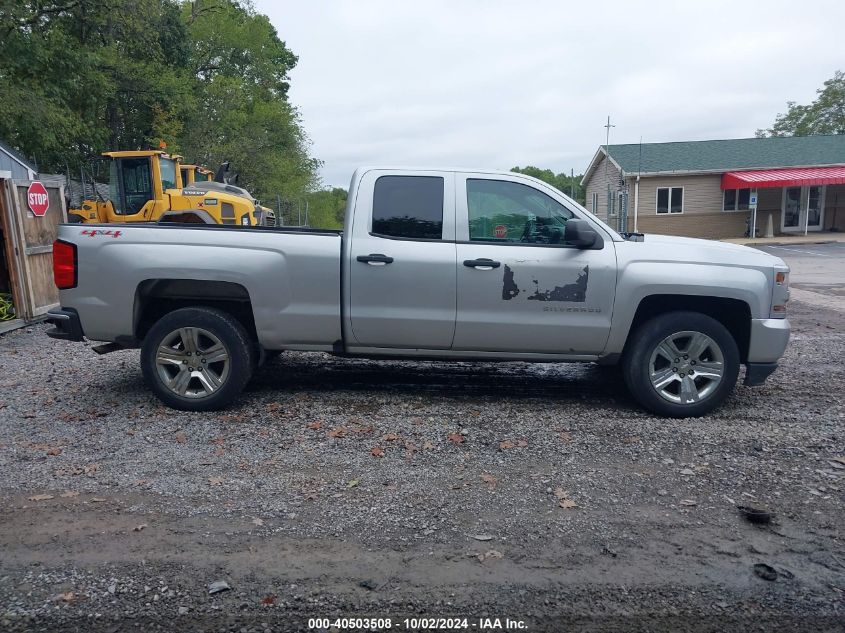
[[603, 116, 615, 178], [638, 135, 643, 178], [604, 116, 616, 225]]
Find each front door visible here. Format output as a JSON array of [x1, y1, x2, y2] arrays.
[[782, 186, 825, 232], [347, 171, 457, 349], [453, 175, 617, 355], [807, 186, 824, 229]]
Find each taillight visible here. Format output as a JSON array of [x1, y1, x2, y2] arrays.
[[53, 240, 77, 289]]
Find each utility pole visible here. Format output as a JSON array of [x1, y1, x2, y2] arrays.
[[570, 168, 574, 199], [604, 116, 615, 225]]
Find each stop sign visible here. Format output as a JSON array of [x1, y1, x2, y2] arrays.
[[27, 181, 49, 217]]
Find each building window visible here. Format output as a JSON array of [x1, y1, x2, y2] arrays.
[[608, 191, 617, 216], [372, 175, 444, 239], [656, 187, 683, 214], [723, 188, 750, 211], [591, 192, 598, 214]]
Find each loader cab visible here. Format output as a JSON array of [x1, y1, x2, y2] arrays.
[[102, 151, 182, 221], [181, 164, 213, 185]]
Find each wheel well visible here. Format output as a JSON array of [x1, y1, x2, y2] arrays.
[[134, 279, 257, 343], [625, 295, 751, 363]]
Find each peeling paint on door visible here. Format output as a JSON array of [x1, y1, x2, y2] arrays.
[[502, 265, 520, 300], [527, 266, 588, 302], [501, 264, 588, 303]]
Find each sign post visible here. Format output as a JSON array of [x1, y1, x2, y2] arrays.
[[749, 189, 758, 240], [26, 181, 49, 217]]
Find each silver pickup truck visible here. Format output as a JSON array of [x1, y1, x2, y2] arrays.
[[46, 168, 790, 417]]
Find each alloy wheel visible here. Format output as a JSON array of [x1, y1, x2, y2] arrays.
[[648, 330, 725, 405], [155, 327, 230, 398]]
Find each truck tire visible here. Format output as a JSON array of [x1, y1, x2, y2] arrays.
[[621, 311, 739, 418], [141, 307, 254, 411]]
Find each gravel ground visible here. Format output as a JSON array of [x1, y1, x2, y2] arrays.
[[0, 299, 843, 632]]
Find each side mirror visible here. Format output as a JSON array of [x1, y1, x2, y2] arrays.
[[564, 219, 601, 248]]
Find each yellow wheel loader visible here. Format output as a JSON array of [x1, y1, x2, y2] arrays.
[[180, 163, 214, 185], [68, 151, 272, 226], [182, 161, 275, 225]]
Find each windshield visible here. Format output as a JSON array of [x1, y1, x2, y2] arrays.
[[195, 171, 209, 182], [159, 158, 177, 190]]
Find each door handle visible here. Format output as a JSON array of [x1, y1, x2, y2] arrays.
[[463, 258, 501, 270], [357, 253, 394, 265]]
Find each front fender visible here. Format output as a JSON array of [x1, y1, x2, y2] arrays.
[[604, 261, 770, 355]]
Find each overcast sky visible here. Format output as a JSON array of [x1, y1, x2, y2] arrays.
[[259, 0, 844, 188]]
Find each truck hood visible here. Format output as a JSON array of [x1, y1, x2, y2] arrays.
[[618, 233, 787, 269]]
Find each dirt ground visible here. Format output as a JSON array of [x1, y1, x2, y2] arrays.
[[0, 299, 843, 633]]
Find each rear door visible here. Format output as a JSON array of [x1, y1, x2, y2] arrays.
[[347, 170, 457, 349], [453, 174, 617, 355]]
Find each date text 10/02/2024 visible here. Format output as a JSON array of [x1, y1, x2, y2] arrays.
[[307, 617, 528, 630]]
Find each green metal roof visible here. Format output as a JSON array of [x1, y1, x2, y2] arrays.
[[602, 134, 845, 175]]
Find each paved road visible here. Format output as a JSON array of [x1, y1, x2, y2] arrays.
[[757, 241, 845, 311]]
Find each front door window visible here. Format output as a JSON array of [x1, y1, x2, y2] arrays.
[[467, 179, 573, 244]]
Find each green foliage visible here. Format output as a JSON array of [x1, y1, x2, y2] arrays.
[[510, 166, 585, 205], [178, 0, 318, 201], [757, 70, 845, 137], [297, 187, 347, 229], [0, 0, 317, 201]]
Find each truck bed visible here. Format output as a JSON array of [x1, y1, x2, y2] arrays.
[[57, 222, 344, 351]]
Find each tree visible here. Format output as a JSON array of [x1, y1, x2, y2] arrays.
[[510, 166, 585, 205], [757, 70, 845, 137], [178, 0, 319, 201], [0, 0, 192, 171], [0, 0, 319, 202], [302, 187, 347, 229]]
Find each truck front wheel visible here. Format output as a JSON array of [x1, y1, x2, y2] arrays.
[[621, 311, 740, 418], [141, 307, 254, 411]]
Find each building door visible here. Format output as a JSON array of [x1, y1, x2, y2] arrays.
[[782, 187, 800, 230], [782, 186, 825, 232], [807, 186, 824, 229]]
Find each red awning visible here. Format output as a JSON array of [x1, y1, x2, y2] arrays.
[[722, 166, 845, 190]]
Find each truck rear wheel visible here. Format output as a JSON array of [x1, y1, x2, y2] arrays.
[[141, 307, 254, 411], [621, 311, 739, 418]]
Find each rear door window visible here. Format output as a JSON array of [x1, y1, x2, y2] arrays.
[[372, 176, 444, 240]]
